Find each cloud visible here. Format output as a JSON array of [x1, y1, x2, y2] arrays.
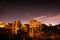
[[34, 16, 46, 19], [33, 14, 60, 25]]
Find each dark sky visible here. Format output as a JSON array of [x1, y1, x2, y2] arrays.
[[0, 0, 60, 24]]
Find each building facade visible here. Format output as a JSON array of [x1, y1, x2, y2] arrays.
[[29, 19, 42, 37]]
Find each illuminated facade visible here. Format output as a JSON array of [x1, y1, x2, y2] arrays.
[[12, 20, 22, 35], [29, 19, 42, 37], [0, 21, 5, 28], [22, 24, 29, 32]]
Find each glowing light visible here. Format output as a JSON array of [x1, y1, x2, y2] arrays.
[[22, 25, 26, 27], [0, 25, 4, 28], [0, 22, 2, 24], [5, 23, 9, 25]]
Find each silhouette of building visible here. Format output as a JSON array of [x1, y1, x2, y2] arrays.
[[48, 22, 52, 27]]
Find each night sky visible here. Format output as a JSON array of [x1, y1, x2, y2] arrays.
[[0, 0, 60, 25]]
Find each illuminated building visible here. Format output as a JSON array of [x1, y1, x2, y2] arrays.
[[22, 24, 29, 32], [0, 21, 13, 34], [12, 20, 22, 35], [22, 24, 29, 37], [3, 23, 12, 34], [29, 19, 42, 37], [4, 23, 9, 29], [0, 22, 10, 34], [0, 21, 5, 28]]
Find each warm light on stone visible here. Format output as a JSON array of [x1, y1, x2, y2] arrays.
[[0, 25, 5, 28]]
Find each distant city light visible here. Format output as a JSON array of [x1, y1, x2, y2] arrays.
[[0, 25, 4, 28], [5, 23, 9, 25], [0, 21, 2, 25]]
